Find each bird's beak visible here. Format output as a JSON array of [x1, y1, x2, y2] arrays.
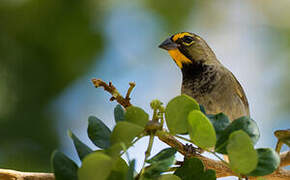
[[158, 38, 179, 50]]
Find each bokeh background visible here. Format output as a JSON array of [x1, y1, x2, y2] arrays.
[[0, 0, 289, 179]]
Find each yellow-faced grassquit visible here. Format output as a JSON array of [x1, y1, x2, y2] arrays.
[[159, 32, 249, 121]]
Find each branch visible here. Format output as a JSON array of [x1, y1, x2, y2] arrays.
[[155, 130, 233, 177], [156, 130, 290, 179], [280, 151, 290, 167], [92, 79, 135, 108], [2, 79, 287, 180], [0, 169, 54, 180], [94, 79, 290, 180]]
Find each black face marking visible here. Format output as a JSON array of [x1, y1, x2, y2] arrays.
[[178, 45, 194, 62], [171, 36, 196, 62]]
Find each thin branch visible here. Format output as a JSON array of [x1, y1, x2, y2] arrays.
[[2, 79, 288, 180], [140, 134, 155, 177], [92, 79, 133, 108], [275, 140, 283, 153], [280, 151, 290, 167], [125, 82, 136, 100], [0, 169, 54, 180], [156, 130, 290, 179], [155, 130, 235, 178], [93, 79, 290, 179]]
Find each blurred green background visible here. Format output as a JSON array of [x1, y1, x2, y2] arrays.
[[0, 0, 289, 175]]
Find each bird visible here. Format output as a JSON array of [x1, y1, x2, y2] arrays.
[[159, 32, 249, 121]]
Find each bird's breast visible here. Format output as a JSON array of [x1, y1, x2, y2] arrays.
[[181, 64, 218, 96]]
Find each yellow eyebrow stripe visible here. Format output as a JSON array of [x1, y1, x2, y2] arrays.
[[172, 32, 193, 41]]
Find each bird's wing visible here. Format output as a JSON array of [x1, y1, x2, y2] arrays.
[[230, 72, 250, 116]]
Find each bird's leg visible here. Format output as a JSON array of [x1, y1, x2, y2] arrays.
[[183, 143, 204, 160]]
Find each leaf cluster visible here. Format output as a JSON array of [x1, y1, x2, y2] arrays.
[[51, 95, 281, 180]]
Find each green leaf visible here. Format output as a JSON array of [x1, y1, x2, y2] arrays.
[[174, 158, 216, 180], [146, 148, 177, 163], [202, 170, 216, 180], [126, 160, 136, 180], [110, 121, 143, 147], [199, 105, 206, 114], [107, 157, 129, 180], [105, 143, 123, 157], [143, 157, 175, 178], [144, 148, 177, 178], [78, 151, 113, 180], [114, 104, 125, 123], [187, 110, 216, 149], [68, 130, 93, 161], [159, 174, 181, 180], [124, 106, 149, 127], [215, 116, 260, 154], [165, 95, 200, 134], [247, 148, 280, 176], [207, 113, 230, 139], [51, 151, 78, 180], [227, 130, 258, 174], [87, 116, 111, 149]]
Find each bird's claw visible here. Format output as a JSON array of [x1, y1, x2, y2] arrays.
[[183, 144, 204, 159]]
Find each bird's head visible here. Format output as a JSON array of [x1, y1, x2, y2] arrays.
[[159, 32, 217, 69]]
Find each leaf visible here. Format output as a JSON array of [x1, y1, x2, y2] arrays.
[[105, 143, 123, 157], [215, 116, 260, 154], [199, 104, 206, 114], [227, 130, 258, 174], [202, 170, 216, 180], [187, 110, 216, 149], [165, 95, 200, 134], [159, 174, 181, 180], [110, 121, 143, 147], [114, 104, 125, 123], [126, 160, 136, 180], [87, 116, 111, 149], [146, 148, 177, 163], [144, 148, 177, 178], [51, 151, 78, 180], [68, 130, 93, 161], [207, 113, 230, 139], [78, 151, 113, 180], [174, 158, 216, 180], [247, 148, 280, 176], [275, 129, 290, 147], [107, 157, 129, 180], [124, 106, 149, 127]]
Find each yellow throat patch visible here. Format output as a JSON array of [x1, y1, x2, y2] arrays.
[[168, 49, 192, 68]]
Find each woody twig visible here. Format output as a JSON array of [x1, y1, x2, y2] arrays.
[[94, 79, 290, 180]]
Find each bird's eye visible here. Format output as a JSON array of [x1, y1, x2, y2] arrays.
[[182, 36, 194, 44]]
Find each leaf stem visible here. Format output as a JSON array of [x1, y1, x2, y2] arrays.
[[158, 109, 165, 127], [166, 167, 178, 172], [140, 134, 155, 177], [120, 143, 131, 162], [275, 140, 283, 153], [120, 134, 144, 156]]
